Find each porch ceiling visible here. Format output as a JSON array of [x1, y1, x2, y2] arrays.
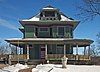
[[5, 38, 93, 47]]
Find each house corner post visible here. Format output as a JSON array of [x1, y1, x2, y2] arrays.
[[76, 44, 79, 60], [45, 44, 47, 60], [26, 44, 29, 60]]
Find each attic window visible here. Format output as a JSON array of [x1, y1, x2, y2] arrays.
[[45, 11, 55, 17]]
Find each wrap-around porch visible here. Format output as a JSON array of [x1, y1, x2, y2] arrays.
[[6, 38, 93, 63], [9, 44, 91, 61]]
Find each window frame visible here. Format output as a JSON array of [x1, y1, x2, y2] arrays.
[[56, 44, 64, 54], [57, 26, 65, 36]]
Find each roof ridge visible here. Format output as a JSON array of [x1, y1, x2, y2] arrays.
[[45, 5, 55, 8]]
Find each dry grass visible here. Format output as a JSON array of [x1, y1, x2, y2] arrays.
[[0, 64, 8, 69]]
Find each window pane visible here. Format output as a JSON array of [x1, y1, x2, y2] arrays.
[[45, 11, 55, 17], [58, 27, 64, 35], [57, 45, 64, 54]]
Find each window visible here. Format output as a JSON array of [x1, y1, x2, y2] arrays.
[[58, 27, 64, 36], [45, 11, 55, 17], [57, 45, 64, 54], [39, 27, 49, 32]]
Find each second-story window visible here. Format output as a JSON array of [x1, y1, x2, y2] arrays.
[[39, 27, 49, 32], [58, 27, 64, 36]]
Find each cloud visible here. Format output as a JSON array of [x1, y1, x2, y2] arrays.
[[0, 18, 18, 31]]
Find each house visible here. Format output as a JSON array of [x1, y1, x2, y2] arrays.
[[6, 6, 93, 64]]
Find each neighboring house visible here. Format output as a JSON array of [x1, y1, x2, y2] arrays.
[[6, 6, 93, 64]]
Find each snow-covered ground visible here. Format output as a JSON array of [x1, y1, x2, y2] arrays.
[[0, 64, 100, 72], [0, 63, 29, 72], [32, 64, 100, 72]]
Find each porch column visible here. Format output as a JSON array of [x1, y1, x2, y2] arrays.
[[62, 44, 67, 68], [17, 46, 20, 63], [84, 46, 86, 55], [76, 44, 78, 60], [45, 44, 47, 60], [26, 44, 29, 60], [88, 45, 91, 60], [15, 45, 20, 63], [64, 44, 66, 56]]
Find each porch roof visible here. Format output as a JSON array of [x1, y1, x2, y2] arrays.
[[6, 38, 93, 47]]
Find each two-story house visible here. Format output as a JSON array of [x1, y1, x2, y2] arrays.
[[6, 6, 93, 64]]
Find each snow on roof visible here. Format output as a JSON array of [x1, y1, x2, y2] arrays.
[[42, 7, 55, 10], [6, 38, 74, 41], [42, 5, 56, 10], [22, 14, 40, 21], [20, 6, 77, 22], [21, 13, 74, 22], [60, 15, 73, 21], [6, 38, 93, 43]]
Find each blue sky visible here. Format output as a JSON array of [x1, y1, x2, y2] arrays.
[[0, 0, 100, 45]]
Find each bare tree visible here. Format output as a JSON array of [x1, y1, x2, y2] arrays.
[[97, 32, 100, 44], [0, 42, 11, 55], [76, 0, 100, 21], [90, 45, 100, 56], [90, 32, 100, 56], [11, 45, 17, 54]]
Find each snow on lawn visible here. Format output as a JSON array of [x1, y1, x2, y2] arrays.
[[0, 64, 100, 72], [32, 64, 100, 72], [0, 63, 29, 72]]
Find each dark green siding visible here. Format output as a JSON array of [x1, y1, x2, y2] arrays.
[[38, 32, 50, 37], [24, 44, 73, 59], [24, 25, 73, 38], [29, 44, 40, 59]]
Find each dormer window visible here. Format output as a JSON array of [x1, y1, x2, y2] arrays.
[[45, 11, 55, 17], [40, 6, 61, 21]]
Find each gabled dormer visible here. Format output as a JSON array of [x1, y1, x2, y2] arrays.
[[40, 5, 61, 21]]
